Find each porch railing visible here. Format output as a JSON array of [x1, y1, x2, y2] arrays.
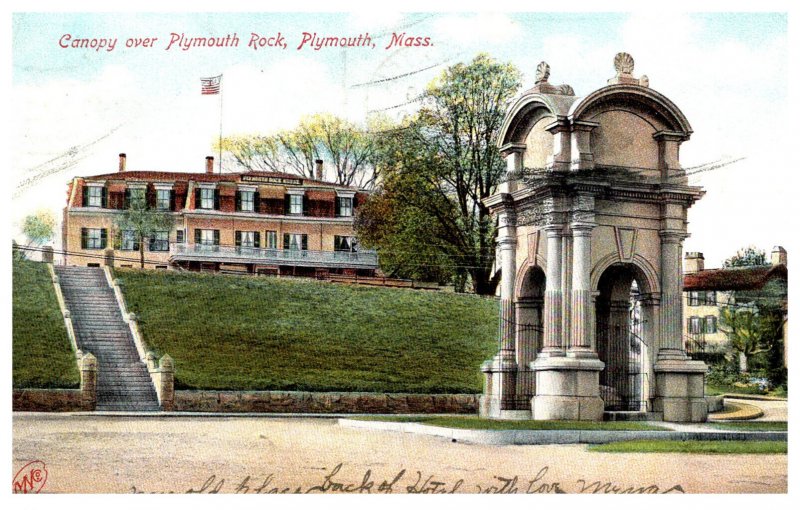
[[169, 243, 379, 268]]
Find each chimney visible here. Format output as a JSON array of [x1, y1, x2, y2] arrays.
[[205, 156, 214, 174], [684, 252, 704, 273], [771, 246, 787, 266], [315, 159, 323, 181], [118, 153, 127, 172]]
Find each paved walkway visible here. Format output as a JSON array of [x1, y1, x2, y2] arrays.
[[725, 397, 788, 422], [13, 413, 786, 494]]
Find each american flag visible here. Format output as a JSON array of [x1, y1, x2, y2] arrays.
[[200, 75, 222, 95]]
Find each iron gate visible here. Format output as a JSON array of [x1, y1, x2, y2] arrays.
[[597, 308, 648, 411]]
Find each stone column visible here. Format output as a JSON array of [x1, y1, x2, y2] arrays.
[[542, 225, 564, 356], [80, 353, 97, 411], [658, 231, 686, 359], [569, 223, 596, 357], [497, 210, 517, 361]]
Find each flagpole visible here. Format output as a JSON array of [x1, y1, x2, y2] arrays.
[[218, 74, 223, 174]]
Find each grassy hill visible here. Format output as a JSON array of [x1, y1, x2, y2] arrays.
[[13, 258, 80, 388], [117, 269, 499, 393]]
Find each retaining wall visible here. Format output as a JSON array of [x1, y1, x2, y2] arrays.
[[175, 390, 479, 414]]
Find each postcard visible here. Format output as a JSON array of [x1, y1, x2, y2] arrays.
[[6, 1, 793, 502]]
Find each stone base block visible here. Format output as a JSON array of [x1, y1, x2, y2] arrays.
[[654, 358, 708, 423], [531, 395, 604, 421], [654, 397, 708, 422], [529, 356, 605, 421]]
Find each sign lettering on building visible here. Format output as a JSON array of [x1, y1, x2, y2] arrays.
[[241, 175, 303, 185]]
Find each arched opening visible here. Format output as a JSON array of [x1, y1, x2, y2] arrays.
[[510, 265, 546, 410], [595, 263, 650, 411]]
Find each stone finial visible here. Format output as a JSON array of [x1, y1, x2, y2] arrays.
[[608, 52, 648, 87], [613, 52, 635, 74], [535, 61, 550, 84], [81, 353, 97, 370], [160, 354, 175, 371], [63, 309, 71, 319], [527, 61, 574, 96]]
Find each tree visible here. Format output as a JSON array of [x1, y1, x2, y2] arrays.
[[718, 307, 780, 373], [219, 113, 379, 188], [22, 209, 56, 246], [723, 246, 767, 268], [115, 195, 174, 269], [357, 53, 521, 294]]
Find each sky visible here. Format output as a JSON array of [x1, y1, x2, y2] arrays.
[[8, 8, 793, 268]]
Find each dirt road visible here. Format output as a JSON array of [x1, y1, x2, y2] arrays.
[[12, 414, 787, 494]]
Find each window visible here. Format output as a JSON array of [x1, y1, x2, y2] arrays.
[[149, 231, 169, 252], [81, 228, 107, 250], [334, 235, 358, 252], [235, 231, 260, 249], [688, 316, 702, 335], [283, 233, 307, 251], [86, 186, 104, 207], [238, 190, 255, 212], [121, 230, 139, 251], [176, 229, 185, 244], [126, 187, 146, 208], [200, 188, 215, 210], [688, 291, 700, 307], [197, 229, 219, 246], [156, 189, 172, 210], [265, 231, 278, 250], [289, 194, 303, 215], [704, 291, 717, 306], [337, 197, 353, 217], [704, 316, 717, 334]]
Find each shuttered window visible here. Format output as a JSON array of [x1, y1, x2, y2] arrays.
[[82, 228, 107, 250], [688, 316, 702, 334], [86, 186, 104, 207], [156, 189, 172, 210], [265, 231, 277, 249], [200, 188, 215, 210], [283, 233, 307, 251], [237, 191, 255, 212]]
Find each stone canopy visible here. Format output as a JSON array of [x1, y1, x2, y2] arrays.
[[480, 53, 708, 423]]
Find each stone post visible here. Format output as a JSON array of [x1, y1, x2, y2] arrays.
[[104, 248, 114, 267], [80, 353, 97, 410], [42, 246, 54, 263], [159, 355, 175, 411]]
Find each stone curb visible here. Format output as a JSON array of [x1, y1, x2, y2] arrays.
[[338, 419, 787, 445], [721, 394, 788, 402], [708, 402, 764, 421]]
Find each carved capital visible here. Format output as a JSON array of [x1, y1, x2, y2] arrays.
[[659, 230, 687, 244]]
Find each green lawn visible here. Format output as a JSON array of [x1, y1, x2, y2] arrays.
[[707, 421, 788, 431], [13, 258, 80, 388], [117, 269, 499, 392], [589, 440, 787, 454], [352, 416, 668, 431]]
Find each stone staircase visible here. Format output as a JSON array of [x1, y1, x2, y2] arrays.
[[55, 266, 160, 412]]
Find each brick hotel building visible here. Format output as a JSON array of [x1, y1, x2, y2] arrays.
[[62, 154, 378, 277]]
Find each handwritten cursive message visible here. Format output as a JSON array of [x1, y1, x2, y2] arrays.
[[130, 463, 686, 494]]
